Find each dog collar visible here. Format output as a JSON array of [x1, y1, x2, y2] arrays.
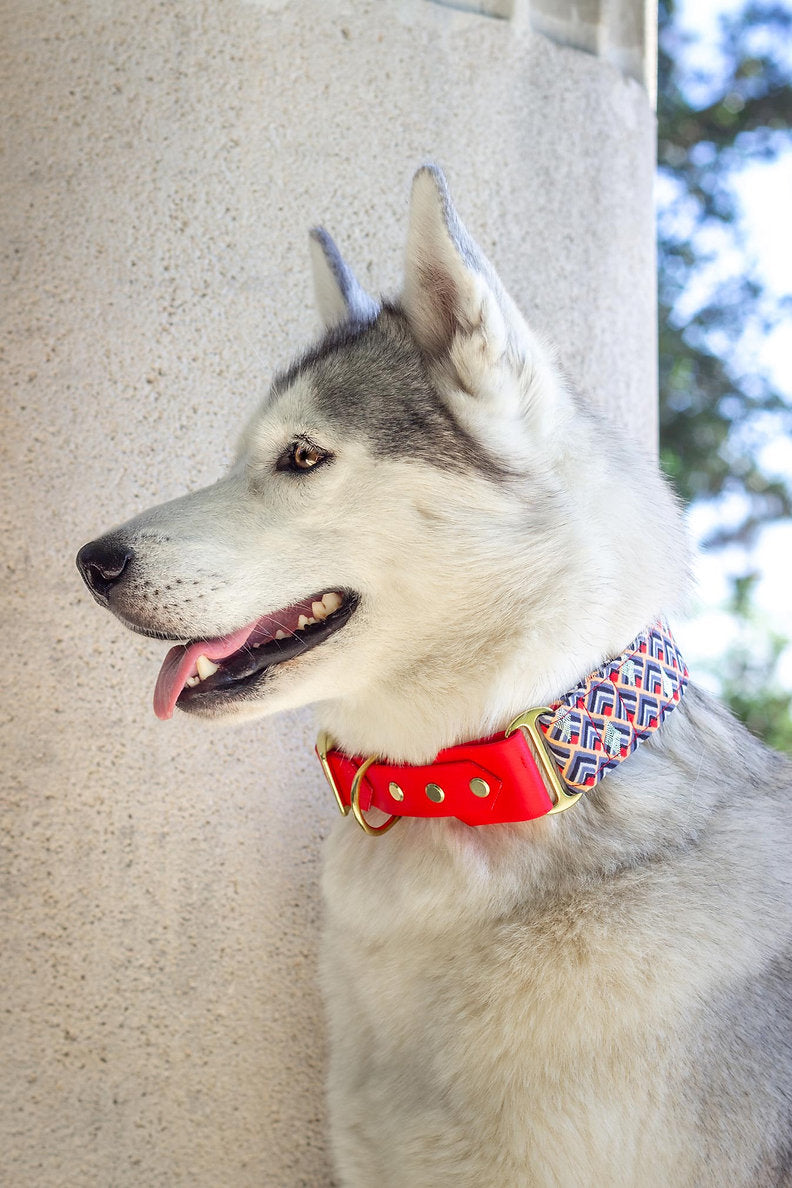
[[316, 621, 688, 835]]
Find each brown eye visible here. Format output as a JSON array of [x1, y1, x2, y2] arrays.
[[294, 442, 322, 469], [276, 438, 331, 473]]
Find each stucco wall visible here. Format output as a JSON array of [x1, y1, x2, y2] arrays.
[[2, 1, 656, 1184]]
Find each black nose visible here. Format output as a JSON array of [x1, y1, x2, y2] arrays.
[[76, 538, 133, 605]]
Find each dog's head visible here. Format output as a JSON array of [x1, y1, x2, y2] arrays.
[[77, 167, 687, 743]]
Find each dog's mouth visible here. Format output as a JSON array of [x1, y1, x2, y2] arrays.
[[153, 589, 358, 720]]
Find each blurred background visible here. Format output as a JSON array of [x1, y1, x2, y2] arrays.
[[658, 0, 792, 748]]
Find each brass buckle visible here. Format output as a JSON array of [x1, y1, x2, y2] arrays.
[[316, 730, 350, 817], [505, 706, 583, 815], [316, 732, 400, 837]]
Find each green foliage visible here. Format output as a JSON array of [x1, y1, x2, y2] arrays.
[[657, 0, 792, 746], [716, 629, 792, 752]]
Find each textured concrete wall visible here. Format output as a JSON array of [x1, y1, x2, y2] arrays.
[[529, 0, 656, 93], [2, 1, 656, 1184]]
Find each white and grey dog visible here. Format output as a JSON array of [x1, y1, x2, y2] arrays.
[[77, 167, 792, 1186]]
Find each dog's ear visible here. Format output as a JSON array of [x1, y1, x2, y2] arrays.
[[309, 227, 379, 330], [402, 165, 518, 367], [402, 166, 571, 437]]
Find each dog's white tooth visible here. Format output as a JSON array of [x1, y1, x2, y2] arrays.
[[185, 675, 200, 687], [196, 655, 219, 680], [306, 616, 317, 626], [297, 614, 309, 630], [275, 630, 287, 640], [312, 601, 328, 621], [322, 591, 342, 614]]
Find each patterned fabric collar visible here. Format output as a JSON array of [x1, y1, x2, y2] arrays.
[[539, 620, 689, 793], [316, 621, 689, 835]]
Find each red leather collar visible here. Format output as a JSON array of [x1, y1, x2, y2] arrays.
[[318, 723, 557, 831], [316, 621, 688, 834]]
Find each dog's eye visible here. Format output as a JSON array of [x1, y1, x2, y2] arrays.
[[276, 439, 331, 473]]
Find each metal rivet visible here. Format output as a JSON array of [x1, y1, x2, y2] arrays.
[[469, 777, 490, 798], [388, 781, 405, 802], [425, 783, 444, 803]]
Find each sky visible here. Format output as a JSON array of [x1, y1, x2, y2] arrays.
[[665, 0, 792, 694]]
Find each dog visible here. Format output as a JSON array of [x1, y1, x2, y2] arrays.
[[77, 166, 792, 1186]]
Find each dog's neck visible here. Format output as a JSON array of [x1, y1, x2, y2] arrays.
[[319, 612, 679, 766]]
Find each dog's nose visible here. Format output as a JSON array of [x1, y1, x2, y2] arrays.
[[76, 538, 133, 605]]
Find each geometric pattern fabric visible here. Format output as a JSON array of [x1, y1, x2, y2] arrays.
[[539, 620, 689, 793]]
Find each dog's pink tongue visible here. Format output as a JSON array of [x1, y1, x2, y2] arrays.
[[153, 624, 256, 721]]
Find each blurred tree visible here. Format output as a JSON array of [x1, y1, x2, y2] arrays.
[[657, 0, 792, 746]]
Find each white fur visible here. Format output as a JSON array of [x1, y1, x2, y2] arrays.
[[83, 167, 792, 1186]]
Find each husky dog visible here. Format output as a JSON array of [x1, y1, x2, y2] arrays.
[[77, 167, 792, 1186]]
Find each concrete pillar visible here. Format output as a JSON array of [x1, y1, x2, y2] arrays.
[[2, 2, 656, 1183]]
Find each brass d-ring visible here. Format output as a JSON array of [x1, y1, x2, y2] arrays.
[[350, 755, 401, 836]]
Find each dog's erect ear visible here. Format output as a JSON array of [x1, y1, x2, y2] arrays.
[[402, 165, 519, 366], [402, 166, 572, 439], [309, 227, 379, 330]]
